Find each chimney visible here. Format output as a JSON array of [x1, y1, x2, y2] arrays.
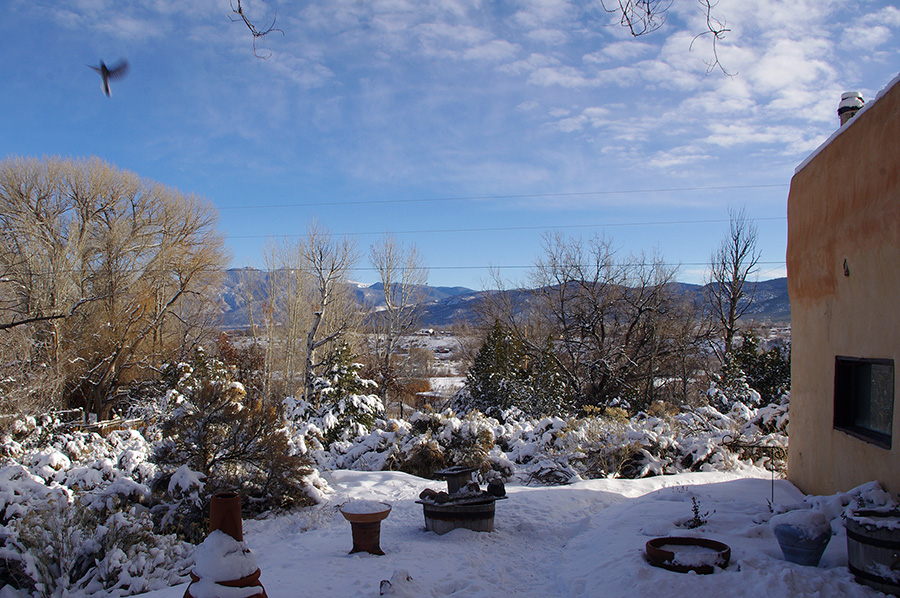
[[838, 91, 864, 126]]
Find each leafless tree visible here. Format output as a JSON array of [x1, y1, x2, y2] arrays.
[[531, 235, 683, 407], [223, 1, 732, 69], [481, 232, 709, 410], [368, 234, 428, 416], [707, 206, 760, 360], [251, 226, 359, 404], [0, 157, 227, 419], [299, 223, 360, 405], [257, 243, 309, 400]]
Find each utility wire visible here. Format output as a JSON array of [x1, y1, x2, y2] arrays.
[[227, 216, 787, 239], [5, 261, 786, 277], [217, 183, 790, 210]]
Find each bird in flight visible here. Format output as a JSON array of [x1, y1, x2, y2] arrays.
[[88, 59, 129, 96]]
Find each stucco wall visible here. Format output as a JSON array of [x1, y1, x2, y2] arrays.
[[787, 75, 900, 496]]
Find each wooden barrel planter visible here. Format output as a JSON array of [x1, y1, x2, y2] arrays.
[[645, 537, 731, 575], [845, 509, 900, 595], [418, 498, 502, 535]]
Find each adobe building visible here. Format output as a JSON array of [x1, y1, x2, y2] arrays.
[[787, 73, 900, 495]]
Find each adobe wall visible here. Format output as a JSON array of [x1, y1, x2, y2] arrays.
[[787, 76, 900, 495]]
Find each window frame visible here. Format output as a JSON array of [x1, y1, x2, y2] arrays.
[[834, 356, 895, 449]]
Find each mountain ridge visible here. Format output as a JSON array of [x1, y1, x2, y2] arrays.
[[218, 269, 789, 329]]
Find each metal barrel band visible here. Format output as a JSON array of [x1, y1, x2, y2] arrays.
[[847, 527, 900, 550], [422, 508, 495, 522], [848, 562, 900, 587]]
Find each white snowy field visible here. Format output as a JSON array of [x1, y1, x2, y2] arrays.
[[140, 469, 883, 598]]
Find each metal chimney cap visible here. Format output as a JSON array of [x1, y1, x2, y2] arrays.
[[838, 91, 865, 112]]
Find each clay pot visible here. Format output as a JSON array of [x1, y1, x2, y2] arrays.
[[209, 492, 243, 541], [184, 492, 268, 598], [187, 570, 266, 597]]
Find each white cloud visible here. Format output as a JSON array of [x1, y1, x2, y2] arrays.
[[511, 0, 575, 29], [462, 39, 520, 62], [264, 53, 335, 89], [95, 15, 165, 40], [842, 6, 900, 49], [525, 28, 569, 45], [501, 52, 560, 76], [528, 65, 597, 88], [649, 145, 714, 169], [584, 41, 655, 64], [417, 22, 490, 46]]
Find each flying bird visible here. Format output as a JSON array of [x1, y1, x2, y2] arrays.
[[88, 59, 129, 96]]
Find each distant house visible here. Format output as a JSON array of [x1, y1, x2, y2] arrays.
[[787, 74, 900, 495]]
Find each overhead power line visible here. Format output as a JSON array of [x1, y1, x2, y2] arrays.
[[6, 261, 787, 277], [218, 183, 790, 210], [226, 216, 787, 240]]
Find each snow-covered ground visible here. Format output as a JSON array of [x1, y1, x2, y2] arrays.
[[136, 469, 883, 598]]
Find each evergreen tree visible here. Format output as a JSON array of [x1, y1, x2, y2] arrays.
[[463, 322, 568, 417], [308, 342, 384, 444], [732, 330, 791, 403]]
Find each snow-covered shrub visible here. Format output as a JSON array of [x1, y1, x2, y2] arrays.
[[287, 393, 384, 449], [287, 343, 384, 448], [1, 495, 189, 597], [385, 411, 497, 479], [153, 350, 316, 536], [732, 331, 791, 404], [0, 422, 192, 598], [562, 409, 642, 479], [389, 433, 446, 479]]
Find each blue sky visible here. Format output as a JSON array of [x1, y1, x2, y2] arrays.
[[2, 1, 899, 289]]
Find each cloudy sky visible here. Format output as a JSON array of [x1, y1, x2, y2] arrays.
[[2, 0, 898, 288]]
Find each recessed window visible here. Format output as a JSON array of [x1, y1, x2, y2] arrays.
[[834, 357, 894, 448]]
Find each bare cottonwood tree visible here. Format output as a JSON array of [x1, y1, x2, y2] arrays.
[[368, 234, 428, 416], [707, 206, 760, 359], [0, 157, 227, 419], [257, 243, 309, 400], [251, 226, 359, 404], [300, 223, 360, 405], [254, 224, 360, 404]]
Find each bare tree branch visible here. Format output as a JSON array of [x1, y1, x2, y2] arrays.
[[600, 0, 733, 75], [599, 0, 672, 37], [0, 296, 98, 332], [707, 206, 760, 360], [229, 0, 284, 59], [689, 0, 734, 77]]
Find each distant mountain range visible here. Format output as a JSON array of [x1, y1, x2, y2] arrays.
[[218, 268, 789, 330]]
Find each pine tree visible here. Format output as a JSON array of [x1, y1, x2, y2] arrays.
[[463, 322, 568, 417], [732, 330, 791, 403], [310, 342, 384, 444]]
